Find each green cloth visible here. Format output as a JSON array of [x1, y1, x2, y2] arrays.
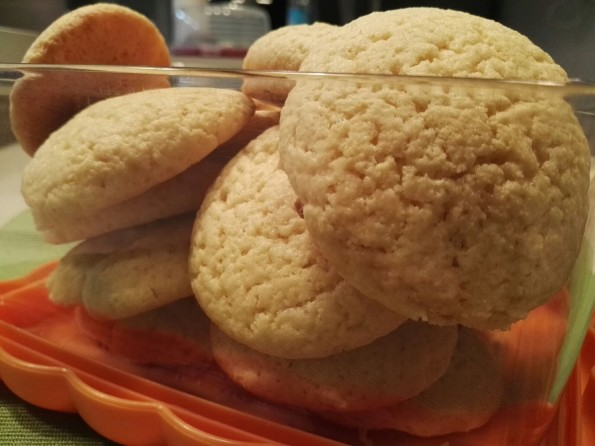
[[0, 211, 72, 280], [0, 211, 116, 445], [0, 382, 115, 445]]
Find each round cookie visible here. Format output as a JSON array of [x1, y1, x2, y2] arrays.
[[322, 328, 503, 436], [47, 213, 195, 320], [278, 7, 591, 329], [241, 22, 337, 104], [38, 101, 278, 243], [190, 126, 405, 359], [10, 3, 171, 156], [210, 321, 458, 413], [22, 87, 255, 243]]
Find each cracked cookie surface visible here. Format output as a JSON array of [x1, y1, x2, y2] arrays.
[[278, 7, 591, 329], [22, 87, 254, 242], [189, 126, 406, 359]]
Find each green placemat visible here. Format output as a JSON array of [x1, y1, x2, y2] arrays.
[[0, 211, 72, 280], [0, 211, 116, 445], [0, 382, 116, 445]]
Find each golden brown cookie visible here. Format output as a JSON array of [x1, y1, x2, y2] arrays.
[[278, 7, 591, 330], [210, 321, 458, 413], [21, 87, 255, 244], [322, 328, 504, 436], [241, 22, 337, 104], [38, 100, 277, 243], [10, 3, 171, 156], [47, 213, 195, 320], [190, 126, 406, 359]]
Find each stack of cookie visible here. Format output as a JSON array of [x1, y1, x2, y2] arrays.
[[13, 4, 591, 441]]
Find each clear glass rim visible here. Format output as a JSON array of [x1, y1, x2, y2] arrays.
[[1, 62, 595, 96]]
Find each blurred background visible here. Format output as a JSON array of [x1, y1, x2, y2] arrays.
[[0, 0, 594, 79]]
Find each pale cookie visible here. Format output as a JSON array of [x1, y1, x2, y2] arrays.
[[76, 297, 213, 367], [47, 213, 195, 320], [41, 159, 221, 244], [22, 87, 255, 243], [211, 321, 458, 413], [322, 328, 503, 437], [190, 126, 405, 359], [279, 7, 591, 329], [39, 101, 278, 243], [241, 22, 337, 104], [10, 3, 171, 156]]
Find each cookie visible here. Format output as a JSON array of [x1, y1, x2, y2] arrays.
[[190, 126, 405, 359], [210, 321, 458, 413], [47, 213, 195, 320], [21, 87, 255, 243], [243, 22, 336, 72], [241, 22, 337, 104], [40, 159, 219, 244], [323, 328, 503, 436], [38, 100, 277, 243], [278, 7, 591, 329], [76, 297, 213, 366], [10, 3, 171, 156]]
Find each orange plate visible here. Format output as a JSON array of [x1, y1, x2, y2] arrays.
[[0, 265, 350, 446], [0, 264, 592, 446]]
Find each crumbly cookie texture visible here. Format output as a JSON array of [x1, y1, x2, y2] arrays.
[[322, 328, 503, 437], [210, 321, 458, 413], [243, 22, 337, 71], [241, 22, 337, 104], [299, 8, 567, 80], [10, 2, 171, 155], [279, 8, 591, 329], [47, 213, 195, 320], [22, 87, 255, 241], [37, 103, 278, 244], [189, 126, 405, 360]]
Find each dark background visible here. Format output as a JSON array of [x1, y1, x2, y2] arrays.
[[64, 0, 502, 40], [1, 0, 593, 79]]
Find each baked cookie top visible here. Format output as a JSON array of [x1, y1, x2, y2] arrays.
[[242, 22, 337, 71], [22, 87, 254, 237], [36, 101, 278, 244], [299, 8, 567, 81], [189, 126, 405, 360], [210, 320, 458, 412], [278, 8, 591, 329]]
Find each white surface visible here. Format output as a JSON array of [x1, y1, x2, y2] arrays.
[[0, 143, 29, 227]]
